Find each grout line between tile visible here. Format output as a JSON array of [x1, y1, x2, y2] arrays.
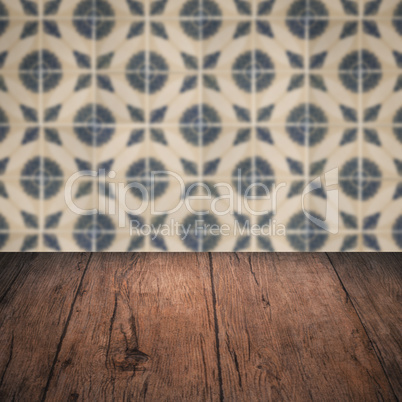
[[251, 0, 257, 251], [3, 16, 402, 21], [12, 68, 400, 74], [144, 0, 151, 251], [91, 0, 97, 252], [358, 0, 363, 249], [304, 0, 311, 251], [5, 122, 399, 128], [198, 0, 204, 252], [38, 7, 44, 250]]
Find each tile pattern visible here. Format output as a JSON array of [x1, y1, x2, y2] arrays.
[[0, 0, 401, 251]]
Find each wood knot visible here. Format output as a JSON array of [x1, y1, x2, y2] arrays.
[[114, 349, 149, 372], [61, 358, 72, 369], [125, 349, 149, 364]]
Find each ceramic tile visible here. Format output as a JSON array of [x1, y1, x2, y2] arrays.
[[363, 127, 402, 178], [106, 0, 145, 19], [256, 0, 301, 18], [147, 72, 200, 126], [255, 127, 307, 176], [361, 179, 402, 229], [257, 72, 308, 125], [0, 126, 40, 178], [362, 20, 402, 71], [2, 0, 40, 17], [257, 0, 357, 19], [255, 20, 306, 72], [309, 126, 359, 172], [361, 72, 400, 123], [96, 21, 146, 72], [94, 126, 147, 178], [364, 233, 401, 251], [362, 0, 401, 18], [0, 73, 40, 124], [203, 72, 253, 125], [309, 72, 359, 125], [42, 72, 96, 125], [308, 20, 359, 72], [149, 19, 202, 73], [0, 179, 41, 230], [321, 0, 359, 18], [0, 21, 40, 72], [202, 20, 253, 72], [0, 233, 40, 252], [96, 73, 147, 125], [148, 126, 203, 177], [0, 0, 401, 251], [202, 126, 252, 178]]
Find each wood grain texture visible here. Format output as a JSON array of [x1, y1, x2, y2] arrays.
[[210, 253, 396, 401], [0, 253, 32, 303], [0, 252, 401, 402], [327, 253, 402, 399], [43, 253, 220, 401], [0, 253, 91, 401]]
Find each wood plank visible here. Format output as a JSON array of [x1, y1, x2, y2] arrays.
[[327, 253, 402, 399], [43, 253, 220, 401], [0, 252, 91, 401], [0, 253, 32, 302], [210, 252, 395, 401]]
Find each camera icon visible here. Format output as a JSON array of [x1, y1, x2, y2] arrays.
[[302, 168, 339, 234]]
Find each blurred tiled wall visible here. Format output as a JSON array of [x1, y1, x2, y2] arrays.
[[0, 0, 401, 251]]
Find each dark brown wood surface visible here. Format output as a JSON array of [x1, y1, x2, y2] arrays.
[[0, 252, 400, 401], [327, 253, 402, 398], [210, 253, 396, 401], [42, 253, 219, 401], [0, 253, 91, 401]]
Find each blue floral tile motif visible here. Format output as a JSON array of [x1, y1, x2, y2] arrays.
[[0, 2, 9, 37], [339, 158, 382, 200], [73, 213, 115, 251], [339, 50, 382, 93], [126, 158, 169, 200], [0, 108, 9, 142], [394, 108, 402, 143], [73, 0, 115, 40], [0, 213, 9, 250], [1, 0, 39, 17], [286, 0, 329, 40], [232, 157, 275, 197], [180, 0, 222, 40], [180, 104, 221, 146], [181, 214, 221, 251], [393, 215, 402, 248], [19, 50, 62, 93], [0, 0, 401, 251], [20, 157, 63, 199], [74, 104, 115, 147], [393, 3, 402, 36], [286, 104, 327, 146], [232, 50, 275, 93], [287, 211, 328, 251], [126, 51, 169, 94]]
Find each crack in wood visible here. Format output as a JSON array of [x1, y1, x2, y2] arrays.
[[326, 253, 399, 402], [0, 254, 36, 305], [40, 253, 93, 402], [248, 255, 259, 287], [0, 333, 13, 388], [225, 332, 242, 389], [106, 292, 118, 370], [208, 253, 224, 402]]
